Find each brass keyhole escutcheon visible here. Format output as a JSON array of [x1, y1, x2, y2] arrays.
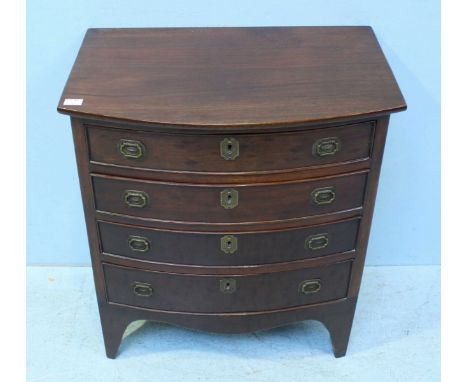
[[313, 137, 341, 157], [123, 190, 149, 208], [220, 235, 238, 254], [305, 234, 329, 250], [220, 279, 237, 294], [220, 189, 239, 209], [118, 139, 146, 159], [220, 137, 239, 160], [311, 187, 336, 205], [299, 279, 321, 294]]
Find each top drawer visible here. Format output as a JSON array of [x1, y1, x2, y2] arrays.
[[86, 121, 374, 174]]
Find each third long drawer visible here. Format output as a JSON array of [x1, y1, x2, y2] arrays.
[[98, 218, 360, 266]]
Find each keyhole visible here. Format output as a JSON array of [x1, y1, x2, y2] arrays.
[[227, 143, 233, 152], [220, 278, 236, 293], [227, 193, 232, 204], [226, 240, 232, 248]]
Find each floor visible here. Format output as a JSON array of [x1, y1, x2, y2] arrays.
[[27, 265, 440, 382]]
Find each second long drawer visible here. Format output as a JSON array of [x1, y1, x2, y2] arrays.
[[92, 171, 367, 224], [98, 218, 360, 266]]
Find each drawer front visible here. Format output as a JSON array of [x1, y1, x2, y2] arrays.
[[98, 219, 359, 266], [92, 172, 367, 223], [87, 122, 374, 173], [103, 261, 352, 313]]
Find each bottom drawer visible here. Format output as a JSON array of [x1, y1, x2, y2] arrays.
[[103, 261, 352, 313]]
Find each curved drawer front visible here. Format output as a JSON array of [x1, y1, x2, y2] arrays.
[[87, 121, 374, 173], [103, 261, 352, 313], [98, 218, 359, 266], [92, 172, 367, 223]]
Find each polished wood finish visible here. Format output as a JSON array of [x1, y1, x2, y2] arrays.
[[100, 250, 357, 276], [87, 121, 374, 173], [349, 115, 390, 297], [100, 298, 357, 358], [58, 27, 405, 127], [59, 27, 406, 359], [92, 172, 368, 223], [98, 218, 360, 266], [103, 261, 352, 313]]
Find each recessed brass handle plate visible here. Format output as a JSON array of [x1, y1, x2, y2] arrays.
[[220, 235, 238, 254], [311, 187, 336, 205], [124, 190, 149, 208], [299, 279, 321, 294], [220, 137, 239, 160], [119, 139, 145, 159], [305, 234, 329, 250], [220, 189, 239, 209], [219, 278, 237, 294], [128, 236, 151, 252], [132, 282, 153, 297], [313, 137, 341, 157]]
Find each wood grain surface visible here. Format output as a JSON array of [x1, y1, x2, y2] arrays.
[[98, 217, 360, 266], [58, 27, 406, 127], [92, 171, 368, 223], [86, 121, 374, 173], [59, 27, 406, 358], [103, 261, 352, 313]]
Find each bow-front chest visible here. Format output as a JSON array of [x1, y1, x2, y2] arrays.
[[58, 27, 406, 358]]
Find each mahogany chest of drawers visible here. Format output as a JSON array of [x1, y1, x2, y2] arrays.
[[58, 27, 406, 358]]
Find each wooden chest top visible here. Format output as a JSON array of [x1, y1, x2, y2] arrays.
[[58, 27, 406, 128]]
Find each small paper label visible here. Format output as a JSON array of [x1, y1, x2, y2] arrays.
[[63, 98, 83, 106]]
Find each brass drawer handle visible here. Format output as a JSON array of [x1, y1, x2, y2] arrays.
[[128, 235, 151, 252], [220, 235, 238, 254], [220, 189, 238, 209], [220, 137, 239, 160], [124, 190, 149, 208], [119, 139, 145, 159], [305, 234, 329, 250], [220, 279, 236, 294], [132, 282, 153, 297], [299, 279, 321, 294], [311, 187, 336, 205], [313, 137, 341, 157]]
